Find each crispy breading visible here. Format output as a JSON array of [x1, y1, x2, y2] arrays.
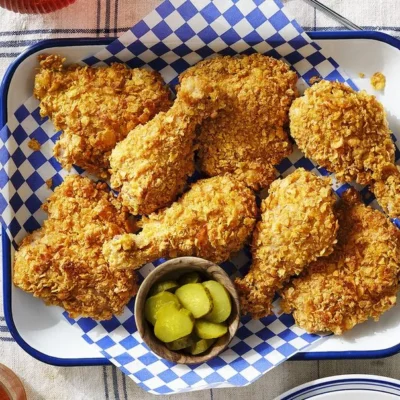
[[371, 165, 400, 219], [34, 54, 171, 178], [109, 75, 227, 215], [290, 80, 400, 218], [13, 175, 138, 320], [103, 175, 257, 270], [235, 168, 338, 319], [281, 189, 400, 335], [179, 54, 298, 190]]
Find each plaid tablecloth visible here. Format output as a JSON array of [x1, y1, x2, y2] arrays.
[[0, 1, 399, 399]]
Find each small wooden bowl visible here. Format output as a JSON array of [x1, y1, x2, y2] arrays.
[[134, 256, 240, 364]]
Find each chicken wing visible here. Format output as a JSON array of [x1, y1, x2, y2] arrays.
[[109, 75, 226, 215], [103, 175, 257, 270], [13, 175, 138, 320], [34, 54, 171, 178], [281, 188, 400, 334], [289, 80, 400, 218], [235, 168, 338, 319], [178, 54, 298, 190]]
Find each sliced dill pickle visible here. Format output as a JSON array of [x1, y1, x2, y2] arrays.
[[144, 291, 180, 326], [154, 304, 194, 343], [175, 283, 213, 318], [178, 272, 202, 285], [194, 320, 228, 339], [149, 280, 179, 296], [188, 338, 216, 355], [202, 280, 232, 323], [166, 335, 195, 351]]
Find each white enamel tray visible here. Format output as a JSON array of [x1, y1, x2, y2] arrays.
[[2, 32, 400, 366]]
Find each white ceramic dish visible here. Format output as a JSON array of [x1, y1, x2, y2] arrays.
[[2, 32, 400, 366], [275, 375, 400, 399]]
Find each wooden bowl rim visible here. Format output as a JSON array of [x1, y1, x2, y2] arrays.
[[134, 256, 240, 364]]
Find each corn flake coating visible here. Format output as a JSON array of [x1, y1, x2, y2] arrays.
[[372, 165, 400, 219], [13, 175, 138, 320], [235, 168, 338, 319], [179, 54, 298, 191], [103, 175, 257, 271], [34, 54, 171, 178], [281, 189, 400, 335], [289, 80, 394, 185]]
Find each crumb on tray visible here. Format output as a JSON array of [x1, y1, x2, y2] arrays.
[[309, 76, 321, 85], [45, 178, 53, 189], [358, 72, 365, 78], [371, 72, 386, 90], [28, 138, 41, 151]]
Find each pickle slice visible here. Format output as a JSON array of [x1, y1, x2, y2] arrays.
[[202, 280, 232, 323], [188, 338, 216, 355], [166, 335, 195, 351], [194, 320, 228, 339], [154, 304, 194, 343], [175, 283, 213, 318], [149, 280, 179, 296], [178, 272, 202, 285], [144, 291, 180, 326]]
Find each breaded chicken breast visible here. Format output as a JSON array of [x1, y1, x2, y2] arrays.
[[103, 175, 257, 270], [281, 189, 400, 335], [290, 80, 400, 218], [235, 168, 338, 319], [34, 54, 171, 178], [179, 54, 298, 190], [13, 175, 138, 320], [109, 75, 227, 215]]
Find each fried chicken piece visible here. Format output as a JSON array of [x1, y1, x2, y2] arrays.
[[13, 175, 138, 320], [281, 189, 400, 334], [103, 175, 257, 270], [179, 54, 298, 190], [289, 80, 400, 218], [235, 168, 338, 319], [109, 75, 226, 215], [34, 54, 171, 178]]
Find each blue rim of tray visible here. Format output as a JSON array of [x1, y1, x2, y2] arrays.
[[2, 31, 400, 367], [279, 376, 400, 399]]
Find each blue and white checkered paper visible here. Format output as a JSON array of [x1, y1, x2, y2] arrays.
[[2, 0, 400, 396]]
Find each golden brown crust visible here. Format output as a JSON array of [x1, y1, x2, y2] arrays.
[[103, 175, 257, 270], [109, 75, 227, 215], [235, 168, 338, 319], [281, 188, 400, 334], [13, 175, 138, 320], [371, 165, 400, 219], [34, 54, 171, 178], [179, 54, 298, 190], [289, 80, 394, 185]]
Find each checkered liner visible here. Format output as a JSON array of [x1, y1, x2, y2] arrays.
[[1, 0, 399, 395]]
